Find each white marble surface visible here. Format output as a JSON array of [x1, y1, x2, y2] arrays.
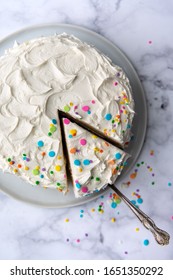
[[0, 0, 173, 260]]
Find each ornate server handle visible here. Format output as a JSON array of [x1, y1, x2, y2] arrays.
[[109, 184, 170, 246]]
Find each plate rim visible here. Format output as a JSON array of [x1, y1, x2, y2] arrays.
[[0, 23, 148, 208]]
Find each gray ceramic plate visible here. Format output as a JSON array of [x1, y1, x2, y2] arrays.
[[0, 23, 147, 208]]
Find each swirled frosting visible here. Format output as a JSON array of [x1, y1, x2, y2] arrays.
[[0, 33, 134, 195], [63, 118, 129, 197]]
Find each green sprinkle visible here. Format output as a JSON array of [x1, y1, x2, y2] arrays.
[[96, 177, 100, 181], [50, 171, 54, 175], [91, 176, 94, 180], [23, 153, 26, 156], [35, 181, 40, 185], [7, 158, 11, 162], [32, 169, 40, 176], [48, 132, 52, 136], [112, 120, 115, 123], [50, 126, 57, 133], [64, 105, 70, 112], [57, 182, 61, 186], [136, 163, 140, 167]]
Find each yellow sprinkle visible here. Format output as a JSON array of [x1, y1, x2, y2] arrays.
[[43, 186, 47, 189], [65, 218, 69, 222], [94, 147, 99, 152], [91, 208, 95, 212], [55, 165, 61, 171], [79, 168, 83, 172], [57, 156, 62, 160], [70, 102, 73, 106], [24, 166, 29, 170], [135, 227, 139, 232], [50, 123, 54, 127], [100, 209, 104, 214], [14, 169, 18, 173], [92, 135, 97, 139], [111, 129, 116, 132], [111, 218, 116, 223], [70, 129, 77, 136], [149, 168, 152, 172], [35, 166, 40, 170]]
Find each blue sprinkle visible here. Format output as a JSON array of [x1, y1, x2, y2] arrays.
[[105, 113, 112, 121], [83, 159, 90, 165], [69, 135, 73, 138], [80, 214, 83, 218], [168, 182, 172, 187], [127, 124, 131, 129], [111, 202, 117, 208], [131, 200, 136, 205], [143, 239, 149, 246], [76, 183, 81, 189], [40, 174, 44, 178], [49, 151, 55, 157], [137, 198, 143, 204], [23, 156, 26, 160], [80, 210, 84, 213], [37, 140, 44, 147], [52, 119, 57, 124], [115, 153, 122, 160], [87, 110, 91, 114], [74, 159, 81, 166]]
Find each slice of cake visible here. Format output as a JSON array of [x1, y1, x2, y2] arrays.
[[63, 118, 129, 197]]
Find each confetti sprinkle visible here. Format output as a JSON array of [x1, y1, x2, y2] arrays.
[[37, 140, 44, 147], [143, 239, 149, 246], [65, 218, 69, 222], [105, 113, 112, 120], [48, 151, 55, 157], [111, 218, 116, 223]]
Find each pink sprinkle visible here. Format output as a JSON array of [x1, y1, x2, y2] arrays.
[[148, 40, 152, 44], [64, 174, 66, 178], [91, 100, 95, 104], [171, 216, 173, 220], [120, 109, 123, 113], [80, 138, 87, 146], [82, 105, 90, 112], [77, 239, 80, 243], [75, 180, 79, 183], [81, 186, 88, 193], [63, 118, 70, 125], [114, 82, 118, 86]]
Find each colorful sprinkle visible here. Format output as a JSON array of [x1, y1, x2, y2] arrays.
[[55, 165, 61, 171], [143, 239, 149, 246], [74, 159, 81, 166], [105, 113, 112, 121], [81, 186, 88, 193], [49, 151, 55, 157], [111, 218, 116, 222], [70, 129, 77, 136], [80, 139, 87, 146], [115, 152, 122, 160], [37, 140, 44, 147], [50, 126, 57, 133], [52, 119, 57, 124], [64, 105, 70, 112], [32, 169, 40, 176], [82, 105, 90, 112], [63, 118, 70, 125], [83, 159, 90, 165], [70, 148, 76, 154]]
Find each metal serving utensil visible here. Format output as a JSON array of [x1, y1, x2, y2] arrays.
[[108, 184, 170, 246]]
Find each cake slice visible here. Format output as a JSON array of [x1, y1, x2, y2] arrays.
[[62, 118, 129, 197]]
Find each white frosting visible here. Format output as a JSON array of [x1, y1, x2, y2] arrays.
[[0, 33, 134, 194], [63, 118, 129, 197]]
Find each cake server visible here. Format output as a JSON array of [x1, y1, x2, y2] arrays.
[[108, 184, 170, 246]]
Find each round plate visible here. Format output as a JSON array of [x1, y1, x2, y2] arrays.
[[0, 23, 147, 208]]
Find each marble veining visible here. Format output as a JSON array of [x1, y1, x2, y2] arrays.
[[0, 0, 173, 260]]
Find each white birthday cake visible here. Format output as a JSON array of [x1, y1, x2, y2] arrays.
[[0, 33, 134, 197]]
